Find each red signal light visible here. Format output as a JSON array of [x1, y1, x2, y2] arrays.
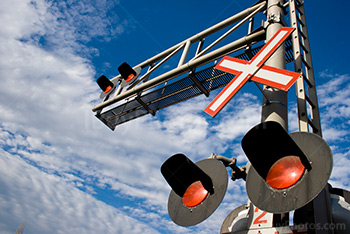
[[97, 75, 114, 94], [104, 85, 112, 93], [118, 62, 137, 82], [182, 181, 209, 207], [161, 154, 228, 226], [126, 74, 135, 82], [266, 156, 305, 189], [242, 121, 333, 213]]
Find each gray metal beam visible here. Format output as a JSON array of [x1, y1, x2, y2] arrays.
[[261, 0, 288, 130], [261, 0, 289, 227]]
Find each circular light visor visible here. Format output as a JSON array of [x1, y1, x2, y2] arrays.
[[182, 181, 209, 207], [266, 156, 306, 189]]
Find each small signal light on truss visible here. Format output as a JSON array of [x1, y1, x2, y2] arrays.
[[97, 75, 115, 95], [118, 62, 140, 84]]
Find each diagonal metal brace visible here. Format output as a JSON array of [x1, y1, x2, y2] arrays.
[[189, 72, 210, 97], [136, 95, 156, 116], [209, 153, 246, 181]]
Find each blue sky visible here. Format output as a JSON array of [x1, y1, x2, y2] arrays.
[[0, 0, 349, 233]]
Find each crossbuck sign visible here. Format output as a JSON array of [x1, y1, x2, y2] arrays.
[[204, 27, 300, 117]]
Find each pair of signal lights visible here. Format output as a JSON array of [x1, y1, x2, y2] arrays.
[[161, 121, 333, 226], [96, 62, 140, 98]]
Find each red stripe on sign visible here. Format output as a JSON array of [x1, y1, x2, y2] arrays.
[[204, 27, 296, 117], [204, 71, 249, 117], [255, 27, 294, 67]]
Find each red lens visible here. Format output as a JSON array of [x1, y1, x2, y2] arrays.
[[126, 74, 135, 82], [182, 181, 209, 207], [104, 85, 112, 93], [266, 156, 305, 189]]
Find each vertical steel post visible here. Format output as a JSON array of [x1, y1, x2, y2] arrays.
[[261, 0, 288, 130], [262, 0, 289, 226], [262, 1, 334, 233]]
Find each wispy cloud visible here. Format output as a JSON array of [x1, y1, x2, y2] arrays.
[[15, 0, 126, 55], [0, 150, 160, 234], [0, 0, 167, 233], [317, 73, 350, 143]]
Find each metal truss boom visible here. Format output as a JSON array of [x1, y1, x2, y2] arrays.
[[92, 29, 265, 112], [92, 1, 267, 114]]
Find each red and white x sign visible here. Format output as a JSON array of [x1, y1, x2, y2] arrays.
[[204, 27, 300, 117]]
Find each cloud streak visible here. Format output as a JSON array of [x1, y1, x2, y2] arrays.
[[0, 149, 160, 234]]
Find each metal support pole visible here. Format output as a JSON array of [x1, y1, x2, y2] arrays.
[[178, 41, 191, 67], [262, 0, 289, 226], [261, 0, 288, 130]]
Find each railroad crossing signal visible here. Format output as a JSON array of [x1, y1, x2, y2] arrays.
[[90, 0, 348, 231], [97, 75, 115, 97], [204, 27, 300, 117], [118, 62, 139, 83], [161, 153, 228, 226], [241, 121, 333, 213], [96, 62, 141, 99]]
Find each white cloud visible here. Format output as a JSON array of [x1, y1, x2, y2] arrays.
[[314, 71, 350, 191], [0, 150, 160, 234], [12, 0, 125, 54], [288, 102, 300, 133], [329, 151, 350, 190], [0, 0, 170, 233], [210, 93, 260, 141], [316, 73, 350, 142]]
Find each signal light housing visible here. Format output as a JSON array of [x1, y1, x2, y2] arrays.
[[118, 62, 138, 83], [242, 121, 333, 213], [97, 75, 115, 96], [161, 153, 214, 198], [96, 63, 142, 99], [161, 153, 228, 226]]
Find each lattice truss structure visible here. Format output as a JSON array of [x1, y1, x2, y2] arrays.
[[92, 0, 320, 134]]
